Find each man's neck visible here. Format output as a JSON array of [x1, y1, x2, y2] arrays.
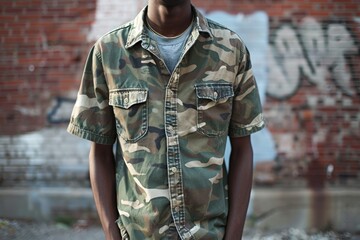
[[147, 1, 192, 38]]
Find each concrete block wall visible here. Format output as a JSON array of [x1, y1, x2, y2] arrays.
[[0, 0, 359, 189]]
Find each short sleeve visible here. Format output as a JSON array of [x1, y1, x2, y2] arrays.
[[229, 47, 265, 137], [67, 45, 116, 145]]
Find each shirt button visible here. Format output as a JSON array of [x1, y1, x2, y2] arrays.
[[171, 167, 177, 173], [213, 91, 218, 99], [174, 206, 180, 212], [124, 98, 129, 104]]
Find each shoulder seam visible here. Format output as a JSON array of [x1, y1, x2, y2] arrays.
[[206, 18, 247, 55], [95, 20, 133, 43]]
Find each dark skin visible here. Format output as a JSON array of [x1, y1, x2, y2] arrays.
[[147, 0, 193, 37], [225, 136, 253, 239], [89, 143, 120, 240], [90, 1, 253, 239]]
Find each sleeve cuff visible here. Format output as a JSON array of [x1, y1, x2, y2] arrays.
[[67, 123, 116, 145], [229, 120, 265, 137]]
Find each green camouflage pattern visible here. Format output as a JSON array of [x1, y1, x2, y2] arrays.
[[68, 6, 264, 240]]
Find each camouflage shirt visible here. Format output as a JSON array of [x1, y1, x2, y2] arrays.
[[68, 6, 264, 240]]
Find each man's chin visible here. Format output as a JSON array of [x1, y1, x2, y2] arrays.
[[159, 0, 188, 8]]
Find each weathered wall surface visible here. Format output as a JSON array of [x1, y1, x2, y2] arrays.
[[1, 0, 358, 188], [0, 0, 359, 229], [192, 0, 360, 187], [1, 0, 97, 187]]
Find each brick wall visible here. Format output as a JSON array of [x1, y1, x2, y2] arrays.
[[0, 0, 99, 186], [0, 0, 359, 188], [194, 0, 360, 187], [0, 0, 97, 135]]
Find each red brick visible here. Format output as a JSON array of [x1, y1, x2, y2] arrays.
[[1, 0, 359, 187]]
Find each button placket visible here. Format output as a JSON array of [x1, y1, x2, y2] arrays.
[[165, 69, 190, 239]]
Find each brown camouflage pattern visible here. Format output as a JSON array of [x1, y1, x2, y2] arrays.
[[68, 6, 264, 240]]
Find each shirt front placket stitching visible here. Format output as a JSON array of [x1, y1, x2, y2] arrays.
[[164, 29, 199, 240], [144, 27, 197, 239], [165, 70, 194, 240]]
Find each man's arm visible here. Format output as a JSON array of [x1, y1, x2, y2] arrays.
[[89, 142, 121, 240], [224, 135, 253, 239]]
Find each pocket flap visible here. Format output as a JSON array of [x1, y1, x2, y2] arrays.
[[109, 88, 148, 109], [195, 83, 234, 101]]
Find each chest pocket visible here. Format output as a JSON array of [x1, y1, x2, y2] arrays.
[[195, 83, 234, 137], [109, 88, 148, 142]]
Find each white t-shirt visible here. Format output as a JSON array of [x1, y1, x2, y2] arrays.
[[146, 22, 193, 73]]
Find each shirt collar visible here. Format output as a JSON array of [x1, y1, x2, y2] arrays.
[[125, 5, 212, 49]]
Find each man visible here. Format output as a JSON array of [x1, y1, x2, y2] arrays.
[[67, 0, 265, 239]]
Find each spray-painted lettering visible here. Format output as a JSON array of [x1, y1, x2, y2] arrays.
[[267, 17, 358, 99]]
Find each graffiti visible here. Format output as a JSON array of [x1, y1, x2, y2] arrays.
[[47, 97, 75, 124], [267, 17, 359, 99]]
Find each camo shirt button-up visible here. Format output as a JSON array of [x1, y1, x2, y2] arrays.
[[68, 6, 265, 240]]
